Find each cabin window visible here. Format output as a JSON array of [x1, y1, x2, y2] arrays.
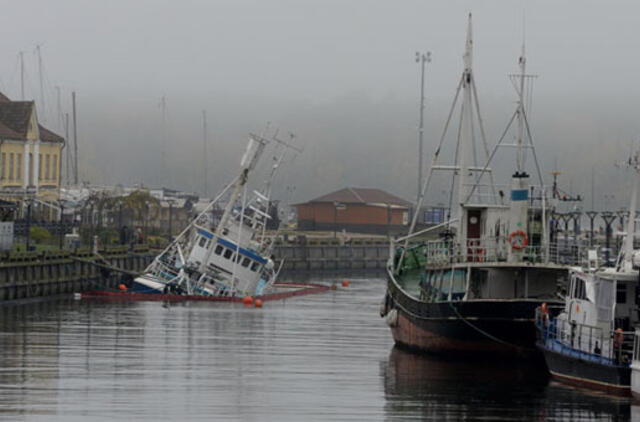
[[241, 257, 251, 268], [223, 249, 233, 259], [250, 262, 260, 272], [235, 253, 242, 263], [214, 245, 223, 255], [571, 276, 587, 300], [198, 237, 207, 248], [617, 284, 627, 304]]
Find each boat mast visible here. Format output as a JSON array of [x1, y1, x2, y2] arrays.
[[516, 42, 526, 173], [457, 13, 473, 238], [622, 150, 640, 272]]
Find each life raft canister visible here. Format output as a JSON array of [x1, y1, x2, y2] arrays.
[[508, 230, 529, 250]]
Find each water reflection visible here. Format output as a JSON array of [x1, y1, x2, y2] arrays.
[[382, 346, 631, 420], [0, 278, 634, 421]]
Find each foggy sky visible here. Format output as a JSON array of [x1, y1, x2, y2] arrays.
[[1, 0, 639, 212]]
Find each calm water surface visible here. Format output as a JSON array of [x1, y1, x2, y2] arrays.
[[0, 276, 634, 421]]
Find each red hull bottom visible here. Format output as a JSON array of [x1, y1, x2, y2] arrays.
[[549, 371, 631, 397], [81, 282, 330, 303], [391, 310, 533, 358]]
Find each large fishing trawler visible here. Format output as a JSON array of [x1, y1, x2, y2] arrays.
[[381, 15, 570, 357]]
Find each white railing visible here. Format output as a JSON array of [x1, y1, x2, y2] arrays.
[[420, 236, 586, 266]]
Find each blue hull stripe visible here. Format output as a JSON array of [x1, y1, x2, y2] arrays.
[[198, 229, 267, 265]]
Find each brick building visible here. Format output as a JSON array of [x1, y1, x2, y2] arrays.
[[294, 187, 411, 234]]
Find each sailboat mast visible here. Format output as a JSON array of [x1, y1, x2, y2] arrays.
[[202, 109, 208, 197], [19, 51, 25, 100], [36, 45, 45, 122], [623, 152, 639, 271]]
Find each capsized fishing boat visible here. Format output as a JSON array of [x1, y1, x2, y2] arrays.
[[381, 15, 570, 357], [133, 133, 297, 297], [538, 150, 640, 395]]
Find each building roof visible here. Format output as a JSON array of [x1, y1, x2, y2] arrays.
[[296, 187, 411, 208], [0, 91, 64, 143]]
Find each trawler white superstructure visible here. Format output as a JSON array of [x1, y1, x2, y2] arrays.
[[132, 133, 290, 297]]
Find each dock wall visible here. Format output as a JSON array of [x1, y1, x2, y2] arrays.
[[273, 239, 390, 272], [0, 246, 154, 303]]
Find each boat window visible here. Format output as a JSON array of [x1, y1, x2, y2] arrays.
[[224, 249, 233, 259], [571, 276, 587, 300], [214, 245, 223, 255], [241, 257, 251, 268], [617, 283, 627, 304], [199, 237, 207, 248], [250, 262, 260, 272], [235, 254, 242, 263]]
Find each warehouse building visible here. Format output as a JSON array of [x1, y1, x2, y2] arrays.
[[294, 187, 411, 235]]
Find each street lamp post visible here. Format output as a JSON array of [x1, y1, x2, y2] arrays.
[[415, 50, 431, 206]]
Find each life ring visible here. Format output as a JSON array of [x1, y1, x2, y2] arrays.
[[508, 230, 528, 250]]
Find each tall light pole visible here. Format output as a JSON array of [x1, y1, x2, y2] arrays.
[[415, 51, 431, 207]]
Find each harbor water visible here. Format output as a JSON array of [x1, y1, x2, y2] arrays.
[[0, 276, 633, 421]]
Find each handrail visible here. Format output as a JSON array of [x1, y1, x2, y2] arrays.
[[395, 219, 458, 244]]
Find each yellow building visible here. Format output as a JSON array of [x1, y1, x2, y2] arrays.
[[0, 91, 64, 218]]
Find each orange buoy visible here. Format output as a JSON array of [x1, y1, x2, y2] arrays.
[[119, 283, 127, 292], [254, 299, 263, 308], [242, 296, 253, 306], [342, 279, 349, 288]]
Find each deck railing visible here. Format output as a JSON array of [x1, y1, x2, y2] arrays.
[[535, 307, 633, 365], [420, 236, 586, 267]]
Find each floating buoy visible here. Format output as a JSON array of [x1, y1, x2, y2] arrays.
[[342, 279, 349, 288], [254, 299, 263, 308], [242, 296, 253, 306], [541, 302, 548, 315], [119, 284, 127, 292]]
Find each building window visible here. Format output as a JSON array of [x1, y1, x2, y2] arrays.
[[45, 154, 50, 181], [38, 154, 42, 181], [52, 155, 57, 181], [0, 153, 5, 180], [16, 153, 21, 181], [8, 153, 13, 181]]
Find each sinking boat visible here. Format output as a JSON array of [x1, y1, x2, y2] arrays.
[[132, 133, 296, 297]]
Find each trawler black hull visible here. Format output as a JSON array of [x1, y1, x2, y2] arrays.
[[537, 341, 631, 395], [385, 273, 558, 358]]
